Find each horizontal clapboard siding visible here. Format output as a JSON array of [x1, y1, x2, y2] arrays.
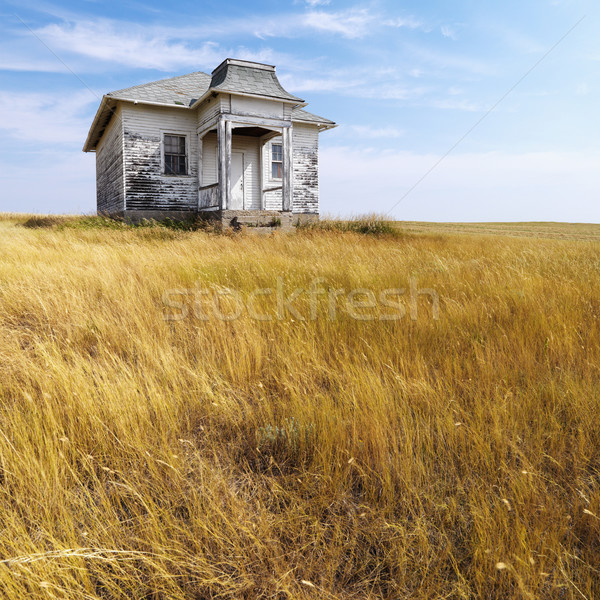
[[121, 104, 198, 211], [197, 96, 221, 129], [263, 136, 283, 211], [96, 107, 124, 215], [201, 132, 218, 186], [231, 96, 284, 119], [292, 124, 319, 214]]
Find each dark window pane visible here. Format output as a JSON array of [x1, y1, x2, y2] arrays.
[[164, 135, 186, 175], [272, 162, 282, 179], [272, 143, 282, 162]]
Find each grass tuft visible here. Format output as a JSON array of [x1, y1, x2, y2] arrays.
[[297, 213, 404, 237]]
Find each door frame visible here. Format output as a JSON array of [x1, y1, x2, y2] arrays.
[[231, 150, 246, 210]]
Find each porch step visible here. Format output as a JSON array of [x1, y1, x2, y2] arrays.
[[197, 210, 318, 232], [219, 210, 295, 232]]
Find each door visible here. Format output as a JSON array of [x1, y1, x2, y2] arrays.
[[230, 152, 245, 210]]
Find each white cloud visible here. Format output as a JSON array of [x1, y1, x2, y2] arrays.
[[430, 98, 481, 111], [405, 43, 496, 76], [33, 21, 229, 71], [342, 125, 405, 139], [278, 69, 428, 101], [302, 9, 374, 39], [304, 0, 331, 6], [491, 25, 546, 55], [384, 16, 422, 30], [0, 150, 96, 214], [0, 89, 97, 144], [320, 146, 600, 222], [8, 7, 378, 75], [441, 25, 458, 40]]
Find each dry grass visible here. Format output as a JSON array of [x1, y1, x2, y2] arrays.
[[401, 221, 600, 241], [0, 213, 599, 599]]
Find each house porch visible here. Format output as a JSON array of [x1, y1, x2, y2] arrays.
[[197, 115, 293, 219]]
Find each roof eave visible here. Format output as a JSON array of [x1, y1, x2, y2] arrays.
[[110, 96, 194, 109], [83, 95, 112, 152], [291, 117, 337, 131], [84, 96, 194, 152], [317, 122, 337, 131], [190, 88, 306, 111]]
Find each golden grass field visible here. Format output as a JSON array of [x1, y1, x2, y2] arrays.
[[0, 213, 599, 599]]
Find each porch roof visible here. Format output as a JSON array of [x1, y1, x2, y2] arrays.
[[292, 108, 337, 130], [209, 59, 303, 103]]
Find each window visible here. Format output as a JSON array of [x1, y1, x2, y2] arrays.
[[164, 134, 187, 175], [271, 143, 283, 179]]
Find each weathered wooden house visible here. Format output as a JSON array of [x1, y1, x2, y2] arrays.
[[83, 58, 335, 228]]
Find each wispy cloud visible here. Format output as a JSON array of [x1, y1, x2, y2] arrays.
[[486, 23, 546, 54], [429, 98, 482, 111], [32, 21, 230, 71], [343, 125, 405, 139], [441, 25, 458, 40], [320, 146, 600, 221], [576, 82, 589, 95], [301, 8, 375, 39], [405, 42, 496, 76], [278, 69, 428, 101], [1, 149, 96, 214], [0, 89, 97, 143], [384, 16, 423, 30], [4, 6, 380, 75]]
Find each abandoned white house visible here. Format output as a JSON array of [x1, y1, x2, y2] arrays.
[[83, 58, 336, 227]]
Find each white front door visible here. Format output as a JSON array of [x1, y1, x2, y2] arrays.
[[230, 152, 245, 210]]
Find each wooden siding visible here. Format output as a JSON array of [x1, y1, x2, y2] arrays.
[[202, 132, 218, 186], [96, 106, 124, 215], [198, 183, 219, 209], [230, 96, 284, 119], [263, 135, 283, 211], [197, 96, 221, 129], [121, 104, 198, 211], [292, 123, 319, 214]]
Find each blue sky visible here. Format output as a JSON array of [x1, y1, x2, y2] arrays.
[[0, 0, 598, 221]]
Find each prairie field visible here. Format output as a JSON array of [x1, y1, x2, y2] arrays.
[[0, 213, 599, 599]]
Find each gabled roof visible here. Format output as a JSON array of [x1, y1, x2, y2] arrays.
[[107, 71, 211, 107]]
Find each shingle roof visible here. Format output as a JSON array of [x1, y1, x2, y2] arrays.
[[106, 59, 303, 106], [85, 60, 335, 151], [292, 108, 336, 127], [107, 71, 211, 106], [210, 59, 303, 103]]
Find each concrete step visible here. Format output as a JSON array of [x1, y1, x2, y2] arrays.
[[198, 210, 303, 232]]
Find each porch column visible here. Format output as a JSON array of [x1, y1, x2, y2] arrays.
[[281, 125, 293, 211], [217, 119, 232, 209]]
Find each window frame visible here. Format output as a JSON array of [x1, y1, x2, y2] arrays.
[[270, 141, 283, 181], [161, 131, 191, 177]]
